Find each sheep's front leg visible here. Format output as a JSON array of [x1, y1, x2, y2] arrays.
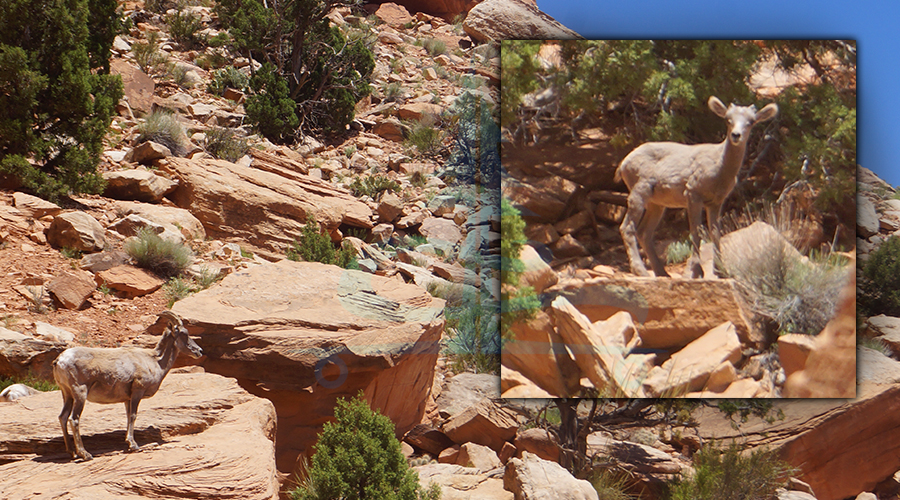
[[686, 198, 704, 279], [70, 386, 92, 461], [58, 390, 75, 459], [125, 396, 142, 452], [705, 204, 724, 277], [637, 203, 668, 277]]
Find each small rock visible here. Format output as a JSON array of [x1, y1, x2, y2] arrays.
[[47, 212, 106, 253], [124, 141, 173, 164], [46, 270, 97, 310], [96, 265, 165, 298]]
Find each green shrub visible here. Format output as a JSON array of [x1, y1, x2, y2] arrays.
[[0, 0, 122, 200], [720, 232, 850, 335], [405, 118, 443, 156], [290, 393, 440, 500], [590, 470, 635, 500], [218, 0, 374, 137], [409, 170, 427, 188], [444, 91, 499, 188], [136, 110, 187, 156], [245, 62, 299, 142], [666, 444, 792, 500], [207, 66, 249, 96], [422, 38, 446, 56], [124, 228, 193, 278], [286, 216, 357, 269], [860, 235, 900, 317], [164, 276, 194, 307], [132, 32, 165, 73], [442, 288, 500, 374], [500, 199, 540, 339], [0, 373, 59, 393], [348, 175, 400, 200], [167, 11, 206, 50], [665, 240, 693, 265], [204, 127, 249, 162], [165, 62, 192, 88], [859, 336, 893, 357], [207, 32, 232, 48], [382, 82, 403, 103]]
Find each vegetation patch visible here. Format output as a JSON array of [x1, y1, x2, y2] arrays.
[[290, 393, 440, 500], [124, 228, 193, 278], [136, 110, 188, 156], [204, 127, 249, 163], [286, 216, 358, 269], [666, 444, 793, 500]]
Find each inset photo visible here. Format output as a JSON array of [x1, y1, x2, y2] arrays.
[[500, 40, 856, 398]]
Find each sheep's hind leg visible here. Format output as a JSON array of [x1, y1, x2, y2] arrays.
[[58, 390, 75, 459], [70, 387, 92, 461], [620, 185, 652, 277], [637, 203, 669, 277], [125, 396, 141, 452]]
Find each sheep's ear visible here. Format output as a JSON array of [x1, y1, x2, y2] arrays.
[[708, 96, 728, 118], [754, 103, 779, 123]]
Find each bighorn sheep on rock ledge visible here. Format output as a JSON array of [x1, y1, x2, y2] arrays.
[[615, 96, 778, 278], [52, 311, 203, 460]]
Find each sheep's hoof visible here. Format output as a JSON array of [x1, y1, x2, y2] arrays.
[[77, 451, 93, 461], [127, 443, 141, 453]]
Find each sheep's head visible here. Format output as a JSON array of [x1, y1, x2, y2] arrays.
[[160, 311, 203, 359]]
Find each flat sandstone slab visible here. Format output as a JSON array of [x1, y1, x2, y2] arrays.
[[0, 370, 279, 499], [548, 277, 756, 349]]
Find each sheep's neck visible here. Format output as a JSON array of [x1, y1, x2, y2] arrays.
[[719, 139, 749, 181], [153, 333, 179, 373]]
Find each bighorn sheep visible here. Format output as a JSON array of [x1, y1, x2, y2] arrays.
[[52, 311, 202, 460], [615, 96, 778, 278]]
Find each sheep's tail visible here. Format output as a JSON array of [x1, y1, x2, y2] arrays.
[[614, 162, 624, 183]]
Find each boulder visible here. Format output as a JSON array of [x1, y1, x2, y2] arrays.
[[0, 370, 280, 499], [442, 397, 519, 453], [96, 265, 166, 298], [514, 428, 559, 462], [697, 347, 900, 500], [377, 192, 404, 223], [502, 311, 578, 397], [124, 141, 173, 164], [586, 433, 686, 475], [777, 334, 817, 379], [116, 201, 206, 241], [431, 261, 482, 287], [374, 2, 414, 26], [162, 260, 444, 472], [103, 169, 178, 202], [79, 250, 132, 273], [110, 59, 155, 115], [464, 0, 583, 43], [47, 211, 106, 253], [783, 271, 856, 398], [504, 451, 599, 500], [373, 117, 407, 142], [398, 102, 444, 122], [857, 191, 880, 238], [378, 0, 479, 20], [0, 337, 67, 380], [548, 277, 755, 349], [457, 442, 502, 470], [108, 214, 185, 243], [419, 217, 463, 247], [12, 192, 61, 219], [641, 322, 742, 397], [414, 463, 513, 500], [550, 296, 638, 397], [404, 423, 456, 456], [46, 269, 97, 309], [160, 157, 373, 257], [434, 372, 503, 419], [519, 245, 557, 294]]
